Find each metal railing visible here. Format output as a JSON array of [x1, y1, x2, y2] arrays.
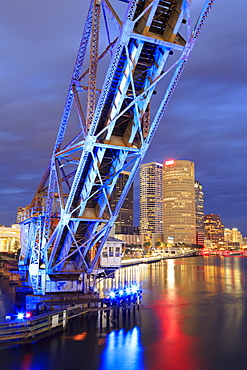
[[17, 207, 44, 223], [0, 309, 65, 348]]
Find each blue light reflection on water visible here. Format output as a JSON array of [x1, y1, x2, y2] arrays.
[[99, 327, 144, 370]]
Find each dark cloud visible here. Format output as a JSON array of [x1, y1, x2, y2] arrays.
[[0, 1, 246, 235]]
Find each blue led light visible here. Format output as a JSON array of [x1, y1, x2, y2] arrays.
[[119, 289, 124, 296], [131, 286, 138, 294], [109, 291, 115, 299], [17, 313, 25, 320], [126, 287, 131, 295]]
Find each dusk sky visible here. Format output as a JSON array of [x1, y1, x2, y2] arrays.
[[1, 1, 246, 235]]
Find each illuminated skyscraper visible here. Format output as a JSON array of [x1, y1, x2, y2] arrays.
[[204, 214, 224, 248], [140, 162, 163, 240], [163, 160, 196, 245], [195, 180, 204, 246], [110, 171, 133, 234]]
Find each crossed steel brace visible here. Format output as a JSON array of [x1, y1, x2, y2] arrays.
[[18, 0, 215, 294]]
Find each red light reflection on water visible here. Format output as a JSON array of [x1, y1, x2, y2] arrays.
[[72, 332, 87, 341], [144, 261, 201, 370], [21, 353, 32, 370], [145, 297, 200, 370]]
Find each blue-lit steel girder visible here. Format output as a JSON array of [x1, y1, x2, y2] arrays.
[[28, 217, 43, 294], [86, 0, 101, 129], [18, 0, 215, 294]]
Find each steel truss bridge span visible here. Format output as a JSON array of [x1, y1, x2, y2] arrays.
[[18, 0, 215, 295]]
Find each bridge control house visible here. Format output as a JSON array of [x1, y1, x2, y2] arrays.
[[100, 236, 123, 268]]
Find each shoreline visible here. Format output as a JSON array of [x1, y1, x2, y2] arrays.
[[121, 251, 196, 267]]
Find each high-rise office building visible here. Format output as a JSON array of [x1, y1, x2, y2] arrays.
[[140, 162, 163, 241], [163, 159, 196, 245], [110, 171, 133, 234], [195, 180, 204, 246], [204, 214, 224, 248]]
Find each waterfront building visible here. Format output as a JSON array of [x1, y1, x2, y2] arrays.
[[140, 162, 163, 245], [224, 227, 242, 248], [110, 171, 133, 234], [204, 238, 213, 249], [242, 237, 247, 248], [195, 180, 204, 246], [0, 224, 20, 252], [204, 214, 224, 249], [163, 159, 196, 245]]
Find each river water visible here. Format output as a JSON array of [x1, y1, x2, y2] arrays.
[[1, 256, 247, 370]]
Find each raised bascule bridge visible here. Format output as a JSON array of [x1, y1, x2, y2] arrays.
[[17, 0, 214, 299]]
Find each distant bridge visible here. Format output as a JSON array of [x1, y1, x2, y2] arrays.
[[198, 250, 247, 257]]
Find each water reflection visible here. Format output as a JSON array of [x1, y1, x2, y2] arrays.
[[2, 257, 247, 370], [21, 353, 33, 370], [166, 259, 175, 288], [99, 327, 144, 370], [0, 278, 16, 320], [97, 264, 142, 297]]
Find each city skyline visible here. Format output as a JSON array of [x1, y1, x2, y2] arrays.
[[136, 157, 245, 236], [0, 1, 246, 235]]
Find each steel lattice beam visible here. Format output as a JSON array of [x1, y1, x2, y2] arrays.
[[18, 0, 215, 295]]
